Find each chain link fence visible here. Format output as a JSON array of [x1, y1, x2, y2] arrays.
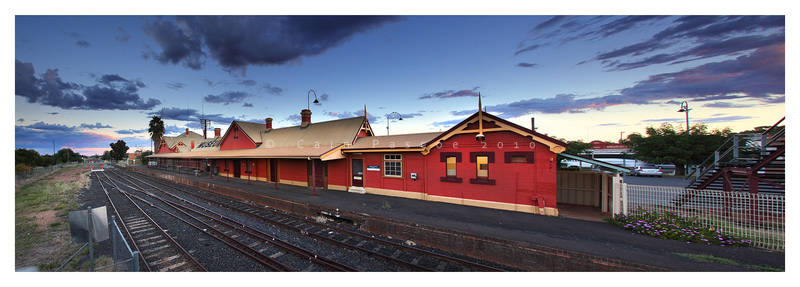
[[95, 216, 140, 272], [626, 184, 784, 251]]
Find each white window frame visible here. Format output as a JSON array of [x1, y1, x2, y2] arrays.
[[384, 154, 403, 177]]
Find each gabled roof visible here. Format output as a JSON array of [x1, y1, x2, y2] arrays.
[[192, 136, 222, 152], [422, 111, 567, 154], [255, 116, 367, 149], [344, 132, 441, 151], [159, 131, 205, 152], [234, 120, 268, 143]]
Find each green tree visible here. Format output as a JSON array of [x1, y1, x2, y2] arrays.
[[15, 148, 41, 166], [55, 148, 82, 164], [625, 123, 730, 175], [100, 151, 112, 161], [137, 151, 154, 165], [109, 140, 129, 161], [557, 140, 593, 168], [149, 116, 165, 153]]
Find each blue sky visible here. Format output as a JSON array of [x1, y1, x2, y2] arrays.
[[15, 15, 785, 155]]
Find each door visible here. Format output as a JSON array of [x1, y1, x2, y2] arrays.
[[351, 159, 364, 187], [233, 159, 241, 178], [307, 160, 325, 188], [269, 159, 278, 182]]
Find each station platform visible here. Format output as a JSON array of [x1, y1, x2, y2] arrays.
[[128, 165, 783, 271]]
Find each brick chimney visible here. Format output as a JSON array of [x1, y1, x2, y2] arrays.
[[185, 128, 189, 135], [265, 117, 273, 131], [300, 109, 312, 127], [214, 128, 221, 137]]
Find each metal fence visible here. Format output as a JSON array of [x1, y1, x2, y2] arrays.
[[96, 216, 140, 272], [626, 184, 785, 251]]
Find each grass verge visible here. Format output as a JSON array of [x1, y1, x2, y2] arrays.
[[674, 253, 783, 272]]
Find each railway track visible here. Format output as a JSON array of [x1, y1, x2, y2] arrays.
[[94, 172, 206, 272], [117, 166, 509, 271], [101, 170, 354, 271]]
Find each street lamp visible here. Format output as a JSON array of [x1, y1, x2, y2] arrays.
[[386, 112, 403, 135], [307, 89, 320, 110], [677, 101, 690, 134]]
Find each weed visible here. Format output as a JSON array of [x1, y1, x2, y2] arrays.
[[674, 253, 783, 271], [381, 201, 391, 209]]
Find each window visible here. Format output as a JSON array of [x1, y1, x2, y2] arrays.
[[384, 154, 402, 177], [510, 156, 527, 163], [504, 151, 534, 163], [476, 156, 489, 178], [446, 156, 457, 176]]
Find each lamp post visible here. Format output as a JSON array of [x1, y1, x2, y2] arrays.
[[307, 89, 320, 110], [386, 112, 403, 135], [677, 101, 690, 135]]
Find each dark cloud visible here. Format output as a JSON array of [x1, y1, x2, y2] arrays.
[[166, 82, 186, 90], [664, 100, 683, 105], [48, 112, 59, 115], [116, 128, 148, 135], [150, 107, 236, 125], [419, 87, 480, 100], [25, 121, 76, 132], [80, 122, 113, 129], [15, 60, 160, 110], [262, 84, 283, 95], [532, 16, 568, 31], [597, 123, 620, 126], [17, 118, 24, 122], [203, 91, 253, 105], [115, 27, 131, 42], [76, 40, 91, 47], [144, 16, 399, 71], [516, 62, 538, 68], [243, 102, 254, 107], [517, 16, 784, 71], [453, 44, 784, 117]]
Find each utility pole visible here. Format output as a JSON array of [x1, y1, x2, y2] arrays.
[[200, 119, 211, 139]]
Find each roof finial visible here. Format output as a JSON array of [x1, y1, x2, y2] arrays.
[[364, 105, 367, 119], [477, 92, 485, 141]]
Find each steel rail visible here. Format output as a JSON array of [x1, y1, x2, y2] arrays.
[[107, 170, 352, 271], [102, 171, 290, 271], [93, 173, 151, 272], [96, 171, 207, 271], [122, 166, 506, 271]]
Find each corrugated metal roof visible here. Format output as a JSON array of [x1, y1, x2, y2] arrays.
[[255, 116, 365, 149], [344, 132, 441, 150]]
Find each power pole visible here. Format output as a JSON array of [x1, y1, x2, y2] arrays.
[[200, 119, 211, 139]]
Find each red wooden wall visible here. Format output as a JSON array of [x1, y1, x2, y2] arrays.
[[220, 123, 258, 150]]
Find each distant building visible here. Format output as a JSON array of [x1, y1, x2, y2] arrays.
[[127, 150, 143, 165]]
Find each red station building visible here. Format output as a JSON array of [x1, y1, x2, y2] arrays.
[[150, 102, 567, 216]]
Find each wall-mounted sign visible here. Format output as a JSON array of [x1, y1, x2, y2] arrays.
[[366, 165, 381, 171]]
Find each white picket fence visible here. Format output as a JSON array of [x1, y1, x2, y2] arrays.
[[624, 184, 785, 251]]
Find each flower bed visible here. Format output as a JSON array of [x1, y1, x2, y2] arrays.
[[608, 208, 752, 247]]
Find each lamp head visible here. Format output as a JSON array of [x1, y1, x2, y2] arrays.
[[313, 99, 320, 104], [677, 108, 686, 113]]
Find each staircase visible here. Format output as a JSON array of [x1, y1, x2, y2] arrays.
[[686, 117, 785, 193]]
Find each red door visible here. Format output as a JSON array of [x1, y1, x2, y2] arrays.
[[351, 159, 364, 187]]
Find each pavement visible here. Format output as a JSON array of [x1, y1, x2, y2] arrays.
[[130, 165, 784, 271]]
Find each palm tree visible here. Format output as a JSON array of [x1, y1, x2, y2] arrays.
[[148, 116, 165, 153]]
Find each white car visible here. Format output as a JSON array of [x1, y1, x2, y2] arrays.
[[634, 164, 663, 177]]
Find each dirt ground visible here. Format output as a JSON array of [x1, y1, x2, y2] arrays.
[[15, 164, 93, 270]]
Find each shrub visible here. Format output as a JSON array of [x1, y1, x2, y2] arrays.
[[15, 163, 32, 175], [608, 208, 752, 247]]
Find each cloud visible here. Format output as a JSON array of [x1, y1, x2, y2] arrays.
[[597, 123, 620, 126], [517, 16, 784, 71], [166, 82, 186, 90], [80, 122, 113, 129], [76, 40, 91, 47], [144, 16, 399, 71], [453, 44, 784, 117], [516, 62, 538, 68], [262, 83, 283, 95], [48, 112, 59, 115], [15, 125, 120, 155], [695, 115, 753, 124], [150, 107, 236, 125], [419, 87, 480, 100], [17, 118, 24, 122], [15, 60, 160, 110], [386, 112, 422, 120], [323, 108, 376, 122], [115, 27, 131, 42], [432, 119, 462, 127], [702, 101, 754, 108], [204, 91, 253, 105], [239, 80, 257, 86], [641, 118, 683, 123], [116, 128, 148, 135], [243, 102, 254, 107]]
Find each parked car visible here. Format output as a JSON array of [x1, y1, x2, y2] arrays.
[[633, 164, 663, 177]]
